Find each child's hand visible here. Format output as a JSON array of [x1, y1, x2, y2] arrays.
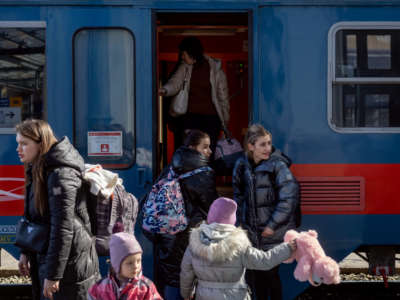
[[288, 239, 297, 252], [261, 226, 274, 237]]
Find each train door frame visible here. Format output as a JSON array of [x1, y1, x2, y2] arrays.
[[153, 11, 252, 178]]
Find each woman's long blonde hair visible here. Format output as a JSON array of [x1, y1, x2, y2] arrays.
[[16, 119, 58, 215], [244, 124, 272, 160]]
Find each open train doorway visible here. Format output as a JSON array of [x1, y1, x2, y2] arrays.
[[155, 12, 250, 193]]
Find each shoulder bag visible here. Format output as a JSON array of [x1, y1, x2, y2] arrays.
[[214, 126, 244, 175], [169, 68, 189, 117], [15, 217, 49, 253]]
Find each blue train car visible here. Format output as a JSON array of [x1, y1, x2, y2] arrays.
[[0, 1, 399, 299]]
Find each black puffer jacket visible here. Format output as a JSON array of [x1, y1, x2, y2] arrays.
[[232, 148, 299, 251], [148, 146, 219, 289], [22, 137, 99, 300]]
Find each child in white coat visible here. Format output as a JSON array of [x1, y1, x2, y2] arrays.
[[180, 197, 297, 300]]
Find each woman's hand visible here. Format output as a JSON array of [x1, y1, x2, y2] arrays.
[[43, 279, 60, 299], [18, 254, 30, 276], [261, 226, 274, 237], [158, 88, 167, 96]]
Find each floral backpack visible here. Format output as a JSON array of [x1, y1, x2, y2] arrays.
[[142, 166, 211, 235]]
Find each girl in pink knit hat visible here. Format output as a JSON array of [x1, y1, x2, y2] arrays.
[[88, 230, 163, 300]]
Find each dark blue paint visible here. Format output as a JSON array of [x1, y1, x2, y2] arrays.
[[0, 217, 19, 260], [2, 0, 400, 7], [258, 6, 400, 164], [0, 135, 22, 165]]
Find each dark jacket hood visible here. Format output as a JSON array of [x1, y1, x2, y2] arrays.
[[171, 146, 209, 174], [44, 136, 84, 172], [269, 147, 292, 167]]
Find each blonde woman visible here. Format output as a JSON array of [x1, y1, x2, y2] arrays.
[[232, 124, 299, 300]]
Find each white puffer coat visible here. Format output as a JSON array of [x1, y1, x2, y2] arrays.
[[163, 55, 230, 126], [180, 223, 292, 300]]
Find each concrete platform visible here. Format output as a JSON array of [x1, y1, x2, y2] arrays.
[[0, 249, 19, 276]]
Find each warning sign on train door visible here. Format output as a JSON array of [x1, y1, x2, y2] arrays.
[[88, 131, 123, 156]]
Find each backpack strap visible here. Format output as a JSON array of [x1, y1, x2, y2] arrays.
[[178, 166, 212, 180]]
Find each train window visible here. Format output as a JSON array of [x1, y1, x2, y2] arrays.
[[73, 28, 135, 168], [0, 24, 46, 134], [329, 24, 400, 132], [367, 35, 391, 70]]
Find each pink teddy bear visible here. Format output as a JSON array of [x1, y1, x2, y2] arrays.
[[284, 229, 341, 286]]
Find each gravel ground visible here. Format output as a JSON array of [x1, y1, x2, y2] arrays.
[[341, 273, 400, 282], [0, 275, 31, 284]]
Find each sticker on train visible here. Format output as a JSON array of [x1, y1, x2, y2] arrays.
[[87, 131, 123, 157]]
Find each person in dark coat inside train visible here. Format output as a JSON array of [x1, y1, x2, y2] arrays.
[[143, 129, 219, 300], [232, 124, 299, 300], [15, 119, 99, 300]]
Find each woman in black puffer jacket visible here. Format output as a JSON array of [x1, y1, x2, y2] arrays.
[[144, 129, 219, 300], [233, 124, 299, 300], [15, 119, 99, 300]]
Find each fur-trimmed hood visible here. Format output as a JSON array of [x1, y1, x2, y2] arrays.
[[189, 223, 251, 263]]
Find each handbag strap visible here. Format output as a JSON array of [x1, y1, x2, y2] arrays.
[[179, 166, 212, 180]]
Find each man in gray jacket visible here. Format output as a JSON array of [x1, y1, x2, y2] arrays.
[[180, 197, 296, 300]]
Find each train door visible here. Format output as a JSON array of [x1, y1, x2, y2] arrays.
[[47, 7, 154, 275], [155, 12, 250, 194], [0, 7, 154, 272]]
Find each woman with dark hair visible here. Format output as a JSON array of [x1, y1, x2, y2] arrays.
[[159, 36, 230, 154], [15, 119, 99, 300], [143, 129, 219, 300]]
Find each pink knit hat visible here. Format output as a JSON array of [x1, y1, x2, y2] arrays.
[[109, 232, 143, 274], [207, 197, 237, 225]]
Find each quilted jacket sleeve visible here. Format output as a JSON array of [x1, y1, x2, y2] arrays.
[[216, 68, 230, 125], [266, 161, 299, 231], [45, 167, 81, 280], [183, 170, 219, 220], [163, 63, 188, 97], [242, 242, 292, 271], [232, 159, 246, 226]]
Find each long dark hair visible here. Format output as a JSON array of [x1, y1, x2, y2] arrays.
[[178, 36, 204, 63], [183, 129, 209, 148], [16, 119, 57, 215]]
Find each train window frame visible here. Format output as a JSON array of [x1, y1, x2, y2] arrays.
[[328, 22, 400, 133], [72, 27, 136, 169], [0, 21, 46, 135]]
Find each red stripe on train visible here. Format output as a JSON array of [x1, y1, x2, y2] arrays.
[[0, 165, 24, 216], [1, 164, 398, 216], [291, 164, 400, 215]]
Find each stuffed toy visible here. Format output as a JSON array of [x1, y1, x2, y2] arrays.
[[284, 229, 341, 286]]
